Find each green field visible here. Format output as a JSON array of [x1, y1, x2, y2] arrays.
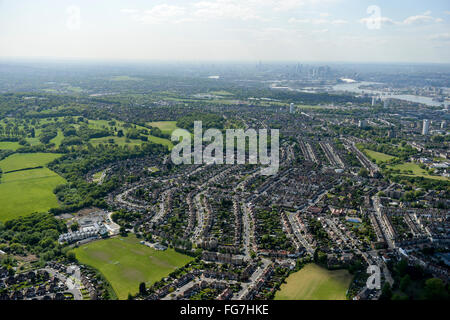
[[50, 130, 64, 147], [0, 168, 66, 221], [363, 149, 396, 162], [0, 153, 65, 221], [73, 235, 193, 299], [0, 152, 62, 172], [0, 141, 21, 150], [389, 162, 448, 181], [148, 121, 179, 135], [275, 264, 352, 300]]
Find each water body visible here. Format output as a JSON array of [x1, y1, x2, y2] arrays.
[[332, 81, 445, 107]]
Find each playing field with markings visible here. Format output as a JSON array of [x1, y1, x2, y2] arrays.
[[73, 235, 194, 299], [275, 264, 352, 300]]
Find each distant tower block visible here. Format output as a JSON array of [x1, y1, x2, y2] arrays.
[[290, 103, 295, 114], [441, 120, 447, 129], [383, 98, 390, 108], [371, 97, 375, 106], [422, 119, 430, 135], [358, 120, 367, 128]]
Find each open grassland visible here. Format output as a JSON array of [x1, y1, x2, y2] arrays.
[[0, 153, 62, 172], [275, 264, 352, 300], [0, 168, 66, 221], [363, 149, 396, 162], [73, 235, 193, 299], [388, 162, 448, 181], [0, 153, 65, 221], [0, 141, 21, 150], [148, 121, 179, 135], [50, 130, 64, 147]]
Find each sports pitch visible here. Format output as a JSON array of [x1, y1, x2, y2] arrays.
[[275, 264, 352, 300], [73, 235, 194, 299]]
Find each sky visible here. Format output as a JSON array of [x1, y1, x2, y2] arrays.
[[0, 0, 449, 63]]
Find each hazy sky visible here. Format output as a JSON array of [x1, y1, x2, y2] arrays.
[[1, 0, 449, 63]]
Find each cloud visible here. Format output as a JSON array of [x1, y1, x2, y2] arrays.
[[359, 11, 443, 28], [289, 17, 347, 25], [359, 16, 396, 27], [122, 4, 187, 24], [193, 0, 262, 21], [402, 14, 440, 25]]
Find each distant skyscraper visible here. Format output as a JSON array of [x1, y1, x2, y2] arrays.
[[422, 119, 430, 135], [290, 103, 295, 114], [383, 98, 390, 108], [441, 120, 447, 130], [371, 97, 375, 107]]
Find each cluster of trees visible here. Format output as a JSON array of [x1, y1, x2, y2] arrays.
[[363, 142, 417, 161], [381, 259, 449, 300], [390, 175, 450, 192], [177, 113, 225, 131], [0, 213, 67, 262], [256, 208, 294, 252]]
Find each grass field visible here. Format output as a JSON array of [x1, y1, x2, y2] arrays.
[[388, 162, 448, 181], [363, 149, 396, 162], [0, 153, 65, 221], [50, 130, 64, 147], [0, 141, 21, 150], [73, 235, 193, 299], [275, 264, 352, 300], [148, 121, 179, 135], [0, 153, 62, 172], [0, 168, 66, 221]]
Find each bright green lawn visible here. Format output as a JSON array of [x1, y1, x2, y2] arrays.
[[389, 162, 448, 181], [364, 149, 396, 162], [50, 130, 64, 147], [0, 141, 21, 151], [73, 235, 193, 299], [275, 264, 352, 300], [0, 153, 62, 172], [0, 168, 66, 221]]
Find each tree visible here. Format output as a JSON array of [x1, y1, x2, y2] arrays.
[[139, 282, 146, 295], [400, 274, 411, 292], [380, 282, 392, 300], [424, 278, 448, 300], [358, 168, 369, 178], [66, 251, 77, 262]]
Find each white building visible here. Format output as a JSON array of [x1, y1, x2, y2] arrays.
[[289, 103, 295, 114], [422, 119, 430, 135]]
